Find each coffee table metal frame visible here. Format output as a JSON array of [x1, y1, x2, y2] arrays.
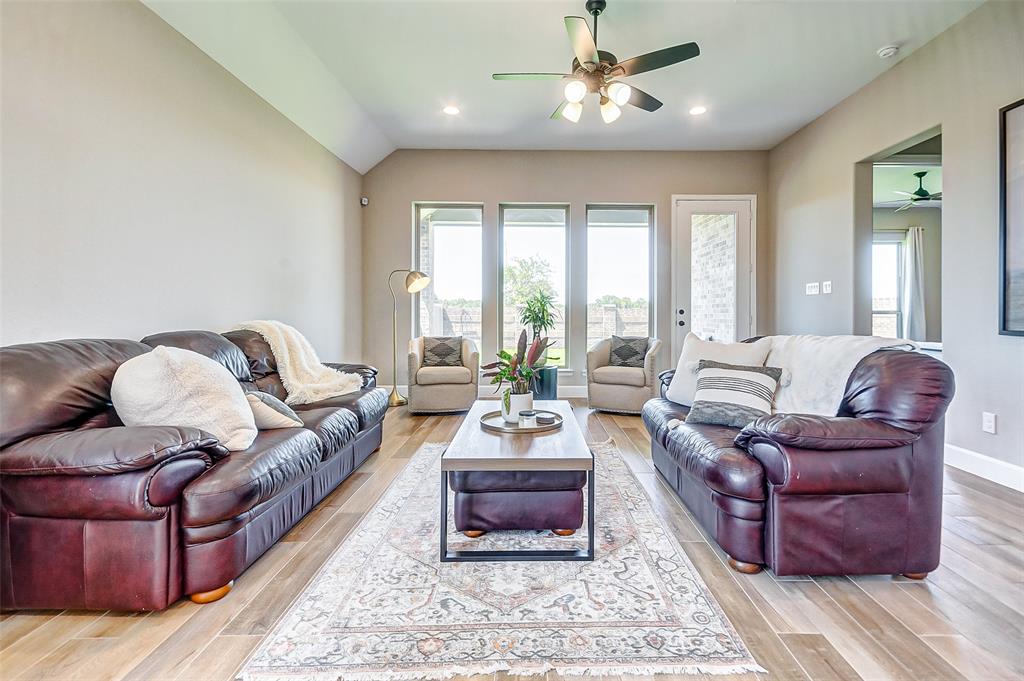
[[439, 459, 595, 563]]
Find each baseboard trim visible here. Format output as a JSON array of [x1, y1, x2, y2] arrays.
[[945, 443, 1024, 493]]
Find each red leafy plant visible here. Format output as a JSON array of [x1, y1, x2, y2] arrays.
[[482, 330, 555, 407]]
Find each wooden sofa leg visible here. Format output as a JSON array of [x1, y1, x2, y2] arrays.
[[728, 558, 763, 575], [552, 529, 576, 536], [902, 572, 928, 580], [189, 581, 234, 604], [462, 530, 486, 538]]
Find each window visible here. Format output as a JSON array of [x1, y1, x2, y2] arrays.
[[586, 206, 653, 351], [500, 205, 568, 366], [872, 237, 904, 337], [415, 205, 483, 347]]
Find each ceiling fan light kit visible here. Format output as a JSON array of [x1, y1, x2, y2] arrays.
[[492, 0, 700, 124]]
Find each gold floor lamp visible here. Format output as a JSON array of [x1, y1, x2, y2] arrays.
[[387, 269, 430, 407]]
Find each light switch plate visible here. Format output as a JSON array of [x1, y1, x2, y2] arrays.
[[822, 280, 833, 294], [805, 282, 820, 295], [982, 412, 997, 434]]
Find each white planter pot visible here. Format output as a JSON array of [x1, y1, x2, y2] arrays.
[[501, 391, 534, 424]]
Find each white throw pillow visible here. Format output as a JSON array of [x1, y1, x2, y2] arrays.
[[112, 346, 257, 451], [246, 391, 303, 429], [665, 333, 771, 407]]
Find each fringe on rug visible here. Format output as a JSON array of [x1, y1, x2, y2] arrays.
[[238, 661, 769, 680]]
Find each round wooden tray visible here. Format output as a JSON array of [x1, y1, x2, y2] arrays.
[[479, 409, 564, 434]]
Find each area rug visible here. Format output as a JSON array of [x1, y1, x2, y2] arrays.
[[238, 440, 765, 680]]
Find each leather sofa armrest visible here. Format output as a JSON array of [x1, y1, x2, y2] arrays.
[[324, 362, 378, 388], [658, 369, 676, 399], [0, 426, 224, 476], [735, 414, 918, 451], [643, 339, 662, 388], [742, 438, 915, 495]]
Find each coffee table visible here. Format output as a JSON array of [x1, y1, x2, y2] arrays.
[[440, 400, 595, 562]]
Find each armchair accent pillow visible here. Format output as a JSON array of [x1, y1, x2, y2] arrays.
[[245, 390, 303, 429], [685, 360, 783, 429], [111, 346, 257, 451], [422, 336, 463, 367], [609, 336, 649, 367], [665, 333, 771, 407]]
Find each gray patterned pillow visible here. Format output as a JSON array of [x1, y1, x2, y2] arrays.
[[685, 360, 782, 428], [609, 336, 649, 367], [422, 336, 463, 367]]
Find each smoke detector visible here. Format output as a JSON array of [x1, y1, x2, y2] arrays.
[[877, 45, 900, 59]]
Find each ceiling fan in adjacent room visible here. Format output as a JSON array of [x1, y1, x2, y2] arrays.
[[893, 171, 942, 212], [491, 0, 700, 124]]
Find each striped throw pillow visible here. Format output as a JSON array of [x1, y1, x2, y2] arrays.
[[685, 360, 782, 428]]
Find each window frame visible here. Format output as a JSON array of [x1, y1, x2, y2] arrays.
[[871, 232, 906, 338], [412, 202, 485, 340], [585, 204, 656, 350], [497, 203, 571, 365]]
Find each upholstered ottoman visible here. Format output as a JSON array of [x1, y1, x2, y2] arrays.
[[451, 470, 587, 536]]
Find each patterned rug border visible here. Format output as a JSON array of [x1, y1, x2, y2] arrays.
[[237, 438, 767, 681]]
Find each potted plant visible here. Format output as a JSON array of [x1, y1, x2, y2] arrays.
[[520, 292, 558, 341], [482, 329, 554, 423]]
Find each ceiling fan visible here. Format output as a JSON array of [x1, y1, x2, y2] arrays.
[[893, 171, 942, 212], [491, 0, 700, 124]]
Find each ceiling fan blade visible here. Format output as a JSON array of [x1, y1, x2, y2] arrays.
[[929, 192, 942, 200], [625, 84, 663, 112], [564, 16, 599, 67], [492, 73, 572, 80], [893, 190, 915, 196], [550, 101, 567, 120], [895, 201, 914, 212], [615, 42, 700, 77]]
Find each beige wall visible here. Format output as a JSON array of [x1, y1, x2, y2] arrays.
[[1, 0, 364, 358], [872, 207, 942, 342], [362, 149, 770, 386], [769, 2, 1024, 467]]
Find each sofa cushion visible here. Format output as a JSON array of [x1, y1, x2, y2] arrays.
[[666, 333, 771, 407], [664, 423, 765, 501], [292, 387, 388, 430], [298, 407, 359, 461], [686, 360, 782, 428], [417, 366, 473, 385], [140, 330, 253, 383], [245, 391, 303, 429], [182, 428, 320, 526], [0, 339, 150, 448], [592, 366, 646, 387], [641, 399, 689, 448], [112, 347, 257, 451]]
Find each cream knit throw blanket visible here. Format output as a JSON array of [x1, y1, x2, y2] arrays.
[[233, 320, 362, 406]]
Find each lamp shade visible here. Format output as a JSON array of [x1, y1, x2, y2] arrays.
[[404, 270, 431, 293]]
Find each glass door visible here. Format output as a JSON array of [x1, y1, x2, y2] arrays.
[[671, 198, 754, 363]]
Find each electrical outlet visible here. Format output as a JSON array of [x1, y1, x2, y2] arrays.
[[982, 412, 997, 434], [822, 280, 833, 294], [805, 282, 820, 295]]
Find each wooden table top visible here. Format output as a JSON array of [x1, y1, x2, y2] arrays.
[[441, 400, 593, 472]]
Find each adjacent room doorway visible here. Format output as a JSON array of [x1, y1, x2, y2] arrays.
[[670, 196, 756, 363]]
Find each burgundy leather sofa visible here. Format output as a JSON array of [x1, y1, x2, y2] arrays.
[[0, 330, 387, 611], [642, 349, 955, 577]]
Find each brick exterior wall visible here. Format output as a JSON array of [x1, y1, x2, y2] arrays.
[[690, 214, 736, 342]]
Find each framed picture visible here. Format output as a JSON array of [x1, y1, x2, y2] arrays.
[[1000, 97, 1024, 335]]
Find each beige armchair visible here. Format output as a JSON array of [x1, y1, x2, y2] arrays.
[[408, 337, 479, 414], [586, 337, 662, 414]]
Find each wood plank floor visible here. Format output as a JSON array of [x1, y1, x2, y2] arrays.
[[2, 401, 1022, 681]]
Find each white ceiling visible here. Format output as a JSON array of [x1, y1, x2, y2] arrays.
[[148, 0, 981, 171]]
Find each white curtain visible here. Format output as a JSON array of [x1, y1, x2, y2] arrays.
[[903, 226, 927, 340]]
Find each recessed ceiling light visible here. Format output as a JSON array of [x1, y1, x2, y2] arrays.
[[877, 45, 900, 59], [442, 105, 460, 116], [689, 105, 707, 116]]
